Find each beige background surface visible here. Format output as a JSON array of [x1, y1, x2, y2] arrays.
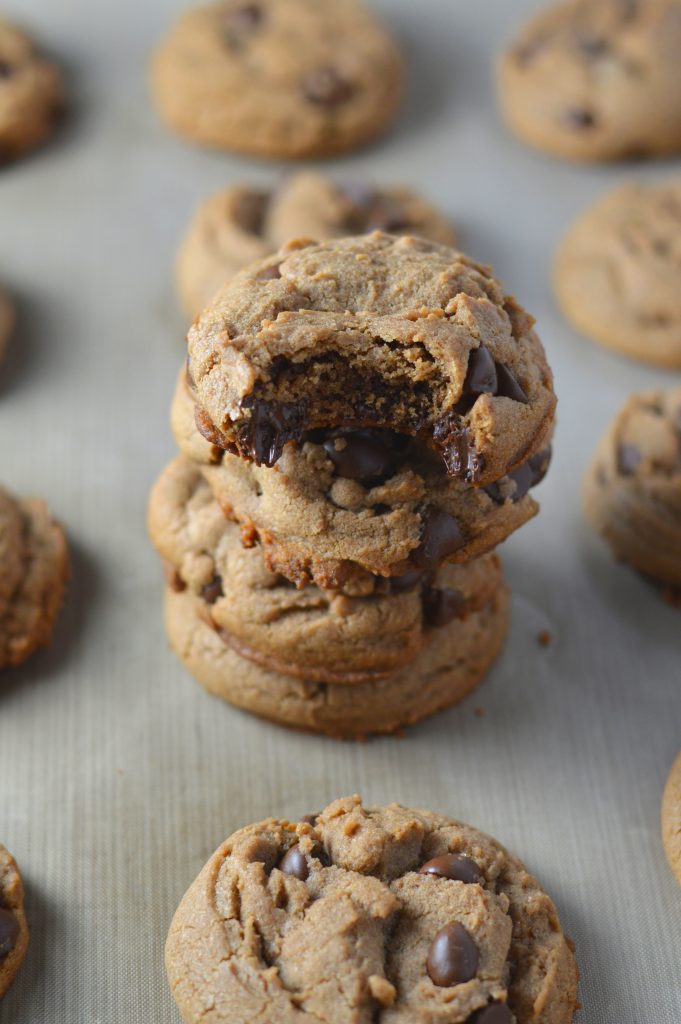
[[1, 0, 680, 1020]]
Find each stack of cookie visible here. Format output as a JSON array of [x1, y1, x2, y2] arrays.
[[149, 233, 556, 737]]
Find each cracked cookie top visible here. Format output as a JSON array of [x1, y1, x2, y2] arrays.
[[499, 0, 681, 162], [166, 796, 579, 1023], [187, 233, 556, 487]]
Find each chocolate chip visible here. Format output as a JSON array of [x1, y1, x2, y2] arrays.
[[255, 263, 281, 281], [563, 107, 596, 130], [303, 67, 354, 107], [300, 813, 319, 826], [495, 363, 528, 404], [463, 346, 498, 398], [388, 569, 425, 594], [468, 1004, 513, 1024], [200, 576, 223, 605], [0, 61, 12, 79], [426, 922, 479, 987], [0, 908, 19, 960], [433, 417, 483, 482], [576, 34, 608, 58], [419, 854, 482, 883], [423, 588, 468, 627], [508, 462, 533, 502], [412, 508, 466, 570], [224, 3, 262, 47], [618, 443, 642, 475], [238, 399, 307, 467], [323, 430, 397, 483], [528, 446, 552, 486], [364, 196, 411, 234], [278, 846, 309, 881]]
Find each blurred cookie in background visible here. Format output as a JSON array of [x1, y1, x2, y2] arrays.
[[583, 389, 681, 598], [151, 0, 403, 159], [662, 751, 681, 888], [0, 288, 13, 367], [0, 486, 69, 668], [555, 180, 681, 368], [0, 19, 64, 164], [0, 845, 28, 999], [176, 173, 457, 318], [498, 0, 681, 162]]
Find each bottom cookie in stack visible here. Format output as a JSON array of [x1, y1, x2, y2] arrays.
[[149, 457, 509, 738]]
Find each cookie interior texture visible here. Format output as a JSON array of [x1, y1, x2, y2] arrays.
[[0, 487, 69, 668], [498, 0, 681, 162], [0, 18, 64, 162], [176, 172, 457, 318], [172, 368, 550, 590], [150, 0, 403, 158], [164, 580, 508, 738], [165, 796, 579, 1023], [188, 234, 556, 488], [554, 180, 681, 369], [0, 845, 28, 999], [583, 388, 681, 590]]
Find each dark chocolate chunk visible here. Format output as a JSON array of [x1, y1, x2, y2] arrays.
[[255, 263, 282, 281], [388, 569, 425, 594], [433, 417, 483, 482], [200, 576, 223, 605], [419, 854, 482, 884], [413, 508, 466, 570], [563, 107, 596, 130], [238, 399, 307, 467], [0, 908, 19, 960], [464, 346, 498, 398], [423, 588, 467, 627], [617, 443, 642, 475], [528, 446, 552, 486], [364, 196, 411, 234], [468, 1004, 513, 1024], [303, 67, 354, 107], [576, 34, 608, 58], [508, 462, 533, 502], [224, 3, 262, 47], [323, 430, 397, 483], [426, 922, 479, 987], [495, 363, 528, 404], [278, 846, 309, 881]]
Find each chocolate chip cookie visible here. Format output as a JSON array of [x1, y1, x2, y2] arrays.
[[0, 485, 69, 668], [149, 454, 505, 683], [662, 751, 681, 887], [177, 173, 456, 318], [166, 795, 579, 1022], [499, 0, 681, 162], [0, 846, 28, 999], [0, 287, 13, 367], [583, 388, 681, 593], [172, 368, 551, 590], [555, 180, 681, 368], [0, 19, 64, 163], [165, 578, 508, 737], [187, 233, 556, 489], [151, 0, 403, 158]]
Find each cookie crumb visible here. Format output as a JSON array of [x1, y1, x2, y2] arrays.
[[368, 974, 396, 1006], [537, 630, 553, 648]]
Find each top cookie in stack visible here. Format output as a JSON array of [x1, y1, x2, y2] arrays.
[[185, 232, 555, 587]]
